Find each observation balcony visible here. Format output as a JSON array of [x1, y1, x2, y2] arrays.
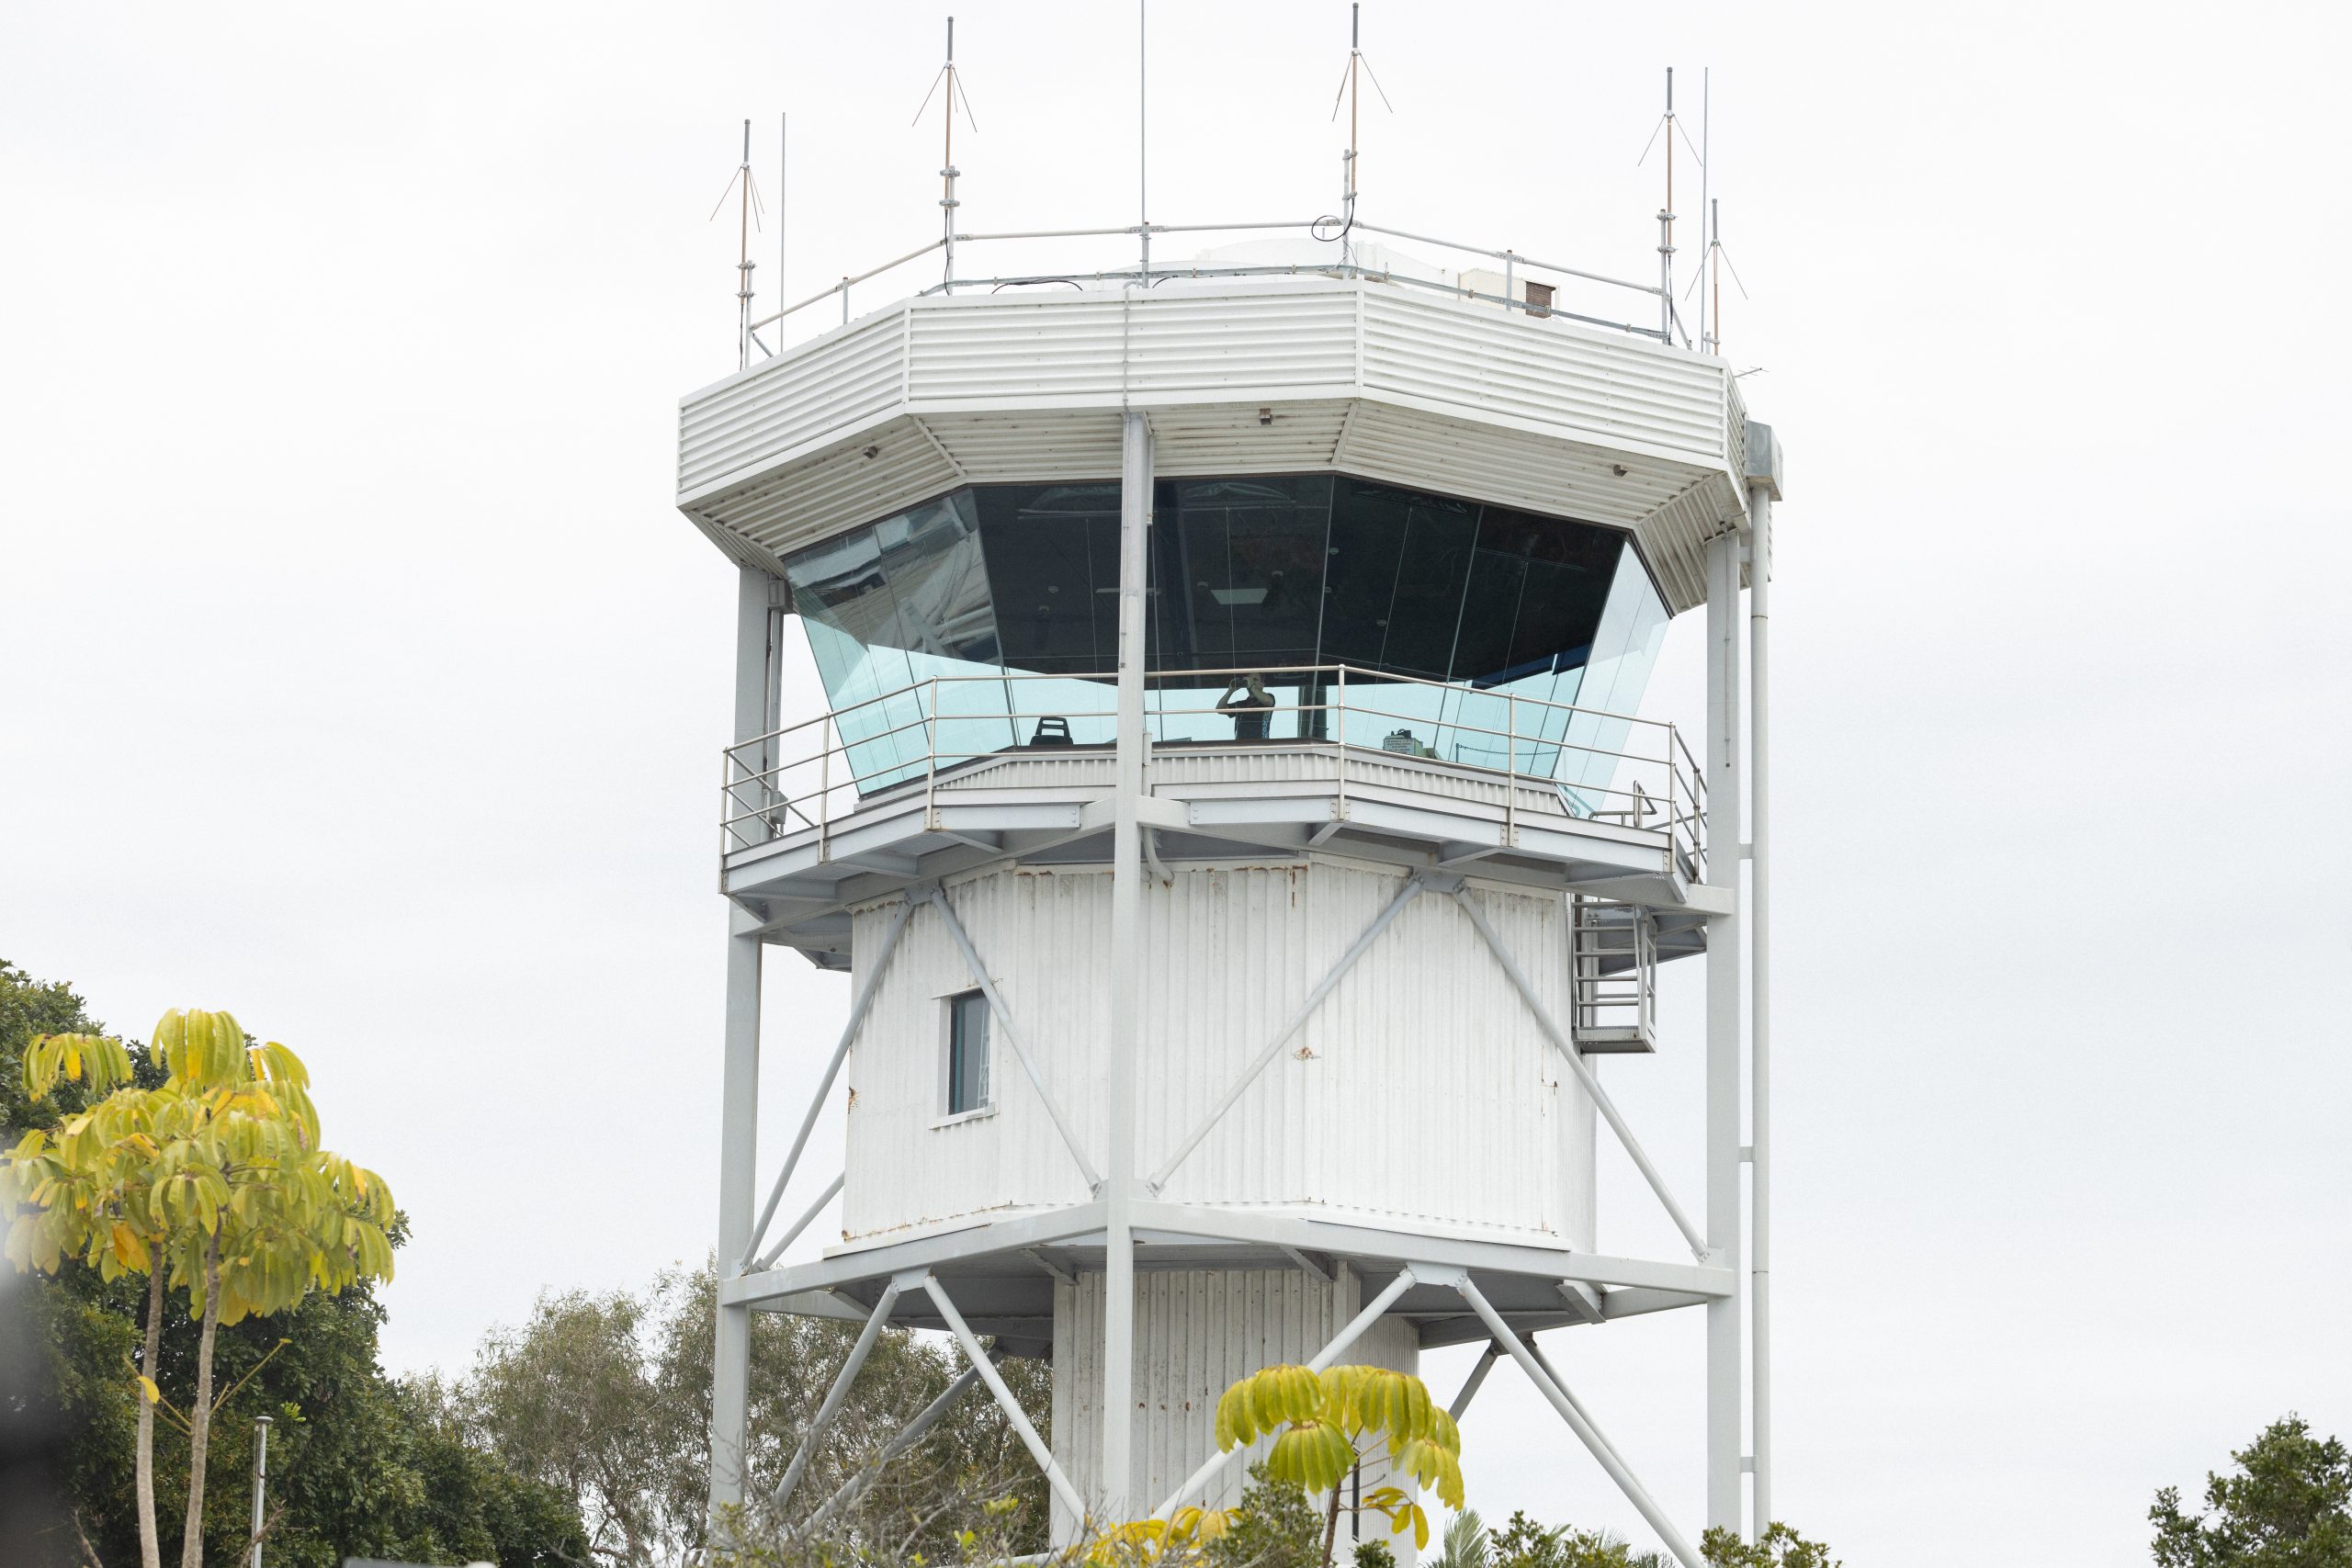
[[718, 663, 1717, 968]]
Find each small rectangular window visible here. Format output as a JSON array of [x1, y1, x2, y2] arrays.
[[1523, 281, 1555, 319], [946, 990, 990, 1115]]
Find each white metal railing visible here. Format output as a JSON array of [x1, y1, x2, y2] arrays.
[[721, 664, 1705, 881], [743, 215, 1690, 357]]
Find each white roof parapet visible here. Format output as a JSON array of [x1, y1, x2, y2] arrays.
[[677, 275, 1755, 614]]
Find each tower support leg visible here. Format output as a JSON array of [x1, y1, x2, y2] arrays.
[[709, 566, 775, 1523], [1702, 529, 1746, 1536], [1101, 409, 1152, 1513], [1747, 482, 1775, 1536]]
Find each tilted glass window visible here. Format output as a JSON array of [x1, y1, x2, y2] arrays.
[[779, 476, 1670, 797]]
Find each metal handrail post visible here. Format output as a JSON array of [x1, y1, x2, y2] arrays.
[[1506, 693, 1518, 847], [818, 727, 831, 863], [1334, 664, 1348, 823], [925, 677, 940, 824]]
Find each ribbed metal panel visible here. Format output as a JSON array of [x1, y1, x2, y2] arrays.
[[908, 286, 1360, 407], [677, 276, 1748, 612], [839, 862, 1595, 1249], [678, 307, 909, 495], [1049, 1267, 1419, 1536], [1361, 289, 1724, 460], [686, 414, 962, 570]]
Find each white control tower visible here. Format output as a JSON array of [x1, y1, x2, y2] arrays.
[[679, 190, 1782, 1562]]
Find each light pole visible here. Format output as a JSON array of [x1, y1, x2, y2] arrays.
[[247, 1414, 271, 1568]]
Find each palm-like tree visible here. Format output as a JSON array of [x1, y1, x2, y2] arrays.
[[1434, 1507, 1493, 1568]]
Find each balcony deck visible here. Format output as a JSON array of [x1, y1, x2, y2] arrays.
[[721, 669, 1718, 966]]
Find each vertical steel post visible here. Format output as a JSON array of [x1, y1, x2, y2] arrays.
[[247, 1415, 270, 1568], [1702, 529, 1745, 1535], [1747, 482, 1775, 1534], [1102, 409, 1153, 1512], [708, 566, 773, 1521]]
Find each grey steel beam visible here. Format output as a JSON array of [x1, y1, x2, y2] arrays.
[[1452, 1273, 1700, 1568], [925, 887, 1103, 1191], [741, 893, 919, 1268], [772, 1278, 906, 1513], [1146, 873, 1426, 1192], [1446, 887, 1707, 1258], [922, 1274, 1090, 1520]]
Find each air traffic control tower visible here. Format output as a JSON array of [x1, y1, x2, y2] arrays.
[[678, 191, 1784, 1562]]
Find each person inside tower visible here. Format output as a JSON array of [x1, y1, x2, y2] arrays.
[[1216, 673, 1277, 740]]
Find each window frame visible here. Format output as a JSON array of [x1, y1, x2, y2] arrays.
[[937, 987, 995, 1125]]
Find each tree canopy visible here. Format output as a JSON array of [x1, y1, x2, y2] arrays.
[[0, 960, 586, 1568], [2154, 1416, 2352, 1567]]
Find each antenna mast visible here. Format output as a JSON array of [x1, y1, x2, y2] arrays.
[[1659, 70, 1674, 343], [706, 119, 763, 369], [942, 20, 959, 288]]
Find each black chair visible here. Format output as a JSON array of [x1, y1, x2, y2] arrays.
[[1030, 716, 1074, 747]]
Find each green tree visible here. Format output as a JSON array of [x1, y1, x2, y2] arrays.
[[2152, 1416, 2352, 1567], [459, 1261, 1056, 1567], [7, 1009, 398, 1568], [0, 965, 583, 1568], [1209, 1364, 1464, 1563]]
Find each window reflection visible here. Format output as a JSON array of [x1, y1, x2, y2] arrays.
[[778, 476, 1669, 795]]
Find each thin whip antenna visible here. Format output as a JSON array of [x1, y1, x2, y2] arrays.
[[1700, 69, 1710, 353], [779, 113, 787, 329], [1139, 1, 1148, 283], [790, 113, 799, 331]]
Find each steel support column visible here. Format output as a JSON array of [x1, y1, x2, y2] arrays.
[[1702, 530, 1745, 1534], [709, 565, 775, 1521], [1747, 479, 1775, 1534], [1102, 409, 1152, 1513]]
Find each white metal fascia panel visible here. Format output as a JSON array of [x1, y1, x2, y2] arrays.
[[906, 286, 1361, 408], [678, 306, 910, 497], [1360, 288, 1727, 460], [1147, 400, 1356, 474], [920, 409, 1127, 481], [691, 415, 965, 565], [1631, 475, 1742, 614], [1336, 399, 1698, 525]]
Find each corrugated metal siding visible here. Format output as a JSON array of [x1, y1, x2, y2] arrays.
[[678, 307, 910, 495], [677, 277, 1744, 613], [841, 863, 1596, 1248], [908, 287, 1361, 406], [688, 415, 963, 569], [1360, 289, 1726, 460], [1049, 1268, 1419, 1539]]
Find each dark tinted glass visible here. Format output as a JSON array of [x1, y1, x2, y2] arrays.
[[948, 990, 989, 1113], [977, 483, 1123, 674], [780, 477, 1665, 793]]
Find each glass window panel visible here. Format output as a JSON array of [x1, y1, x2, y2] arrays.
[[948, 990, 989, 1114], [1166, 475, 1332, 673], [776, 477, 1674, 800], [1376, 489, 1480, 678], [1559, 544, 1672, 810], [978, 483, 1123, 675], [1316, 476, 1414, 669]]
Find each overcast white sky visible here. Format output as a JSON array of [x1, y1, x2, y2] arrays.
[[5, 2, 2348, 1563]]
